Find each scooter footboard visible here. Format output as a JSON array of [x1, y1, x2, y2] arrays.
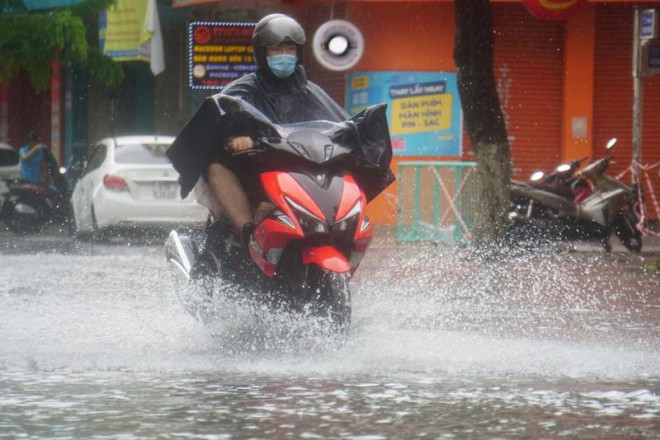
[[302, 246, 351, 273]]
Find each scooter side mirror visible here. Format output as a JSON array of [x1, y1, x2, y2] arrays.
[[530, 171, 545, 182], [606, 138, 617, 150]]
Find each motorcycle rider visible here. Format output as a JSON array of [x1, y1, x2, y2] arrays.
[[167, 13, 348, 246]]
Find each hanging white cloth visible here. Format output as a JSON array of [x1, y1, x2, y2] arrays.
[[145, 0, 165, 75]]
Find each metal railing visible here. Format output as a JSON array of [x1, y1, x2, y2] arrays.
[[617, 161, 660, 236], [396, 161, 478, 243]]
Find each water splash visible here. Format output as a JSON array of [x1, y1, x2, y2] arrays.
[[0, 241, 658, 381]]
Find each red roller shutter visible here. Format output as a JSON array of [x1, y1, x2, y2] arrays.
[[594, 4, 660, 220], [491, 3, 565, 180]]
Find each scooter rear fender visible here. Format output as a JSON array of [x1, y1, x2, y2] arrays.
[[302, 246, 351, 273]]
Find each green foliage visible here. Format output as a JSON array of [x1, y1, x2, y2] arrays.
[[86, 47, 123, 88], [0, 0, 122, 91]]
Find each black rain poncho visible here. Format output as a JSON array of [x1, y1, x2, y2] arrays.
[[166, 66, 394, 201]]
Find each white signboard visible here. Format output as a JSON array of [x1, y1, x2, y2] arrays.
[[641, 9, 656, 40]]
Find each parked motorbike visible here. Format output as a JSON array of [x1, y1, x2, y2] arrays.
[[506, 138, 642, 252], [0, 149, 72, 234], [166, 98, 394, 331]]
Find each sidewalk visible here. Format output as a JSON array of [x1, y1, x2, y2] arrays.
[[1, 222, 659, 255], [370, 225, 660, 254]]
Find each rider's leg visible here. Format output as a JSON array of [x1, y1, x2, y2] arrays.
[[206, 162, 252, 233]]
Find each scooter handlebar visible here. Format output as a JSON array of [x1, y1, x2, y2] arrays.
[[230, 137, 270, 156], [575, 156, 612, 179]]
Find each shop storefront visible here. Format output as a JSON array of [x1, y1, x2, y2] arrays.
[[3, 0, 658, 223]]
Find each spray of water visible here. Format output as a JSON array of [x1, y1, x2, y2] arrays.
[[0, 241, 658, 380]]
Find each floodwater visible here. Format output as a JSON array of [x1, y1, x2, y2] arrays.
[[1, 232, 659, 438]]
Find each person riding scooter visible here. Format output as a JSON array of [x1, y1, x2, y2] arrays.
[[166, 14, 396, 329], [166, 96, 394, 329], [2, 133, 71, 234], [167, 13, 357, 248]]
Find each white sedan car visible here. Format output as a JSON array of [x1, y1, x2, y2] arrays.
[[71, 135, 207, 236], [0, 142, 21, 180]]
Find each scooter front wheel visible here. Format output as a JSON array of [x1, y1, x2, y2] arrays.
[[614, 209, 642, 253], [4, 203, 43, 234], [302, 266, 352, 332]]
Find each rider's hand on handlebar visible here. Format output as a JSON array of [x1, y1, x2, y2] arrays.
[[225, 136, 254, 153]]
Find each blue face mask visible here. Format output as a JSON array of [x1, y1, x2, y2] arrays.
[[266, 54, 297, 78]]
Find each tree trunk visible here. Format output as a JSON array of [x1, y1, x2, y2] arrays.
[[454, 0, 511, 247]]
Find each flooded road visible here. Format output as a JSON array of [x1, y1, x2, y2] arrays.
[[1, 232, 659, 438]]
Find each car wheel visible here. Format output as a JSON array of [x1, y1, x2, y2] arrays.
[[89, 204, 106, 242], [62, 201, 76, 237], [75, 204, 100, 241]]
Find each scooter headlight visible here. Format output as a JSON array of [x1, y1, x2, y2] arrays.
[[285, 197, 328, 234], [359, 215, 370, 233], [335, 200, 362, 233], [273, 209, 296, 229]]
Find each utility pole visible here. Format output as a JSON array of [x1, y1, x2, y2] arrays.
[[632, 7, 643, 185]]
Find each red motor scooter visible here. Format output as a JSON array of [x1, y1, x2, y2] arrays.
[[166, 99, 394, 331]]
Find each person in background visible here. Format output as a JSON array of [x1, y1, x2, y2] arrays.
[[19, 132, 46, 185]]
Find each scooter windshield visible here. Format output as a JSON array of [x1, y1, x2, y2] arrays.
[[215, 95, 390, 168], [169, 94, 395, 202], [265, 128, 354, 165]]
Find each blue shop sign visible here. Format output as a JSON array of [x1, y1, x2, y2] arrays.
[[346, 71, 463, 156]]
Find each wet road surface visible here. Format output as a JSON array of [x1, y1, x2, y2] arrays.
[[1, 229, 659, 438]]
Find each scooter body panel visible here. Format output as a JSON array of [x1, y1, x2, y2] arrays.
[[250, 170, 369, 277], [577, 188, 628, 226], [511, 181, 577, 217], [302, 246, 351, 273]]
